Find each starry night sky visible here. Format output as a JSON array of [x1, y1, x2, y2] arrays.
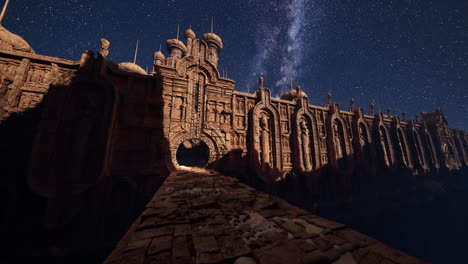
[[5, 0, 467, 130]]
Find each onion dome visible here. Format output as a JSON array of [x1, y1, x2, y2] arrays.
[[185, 28, 196, 39], [280, 86, 308, 101], [202, 33, 223, 50], [153, 50, 165, 61], [0, 25, 34, 53], [166, 39, 187, 54], [118, 62, 148, 75]]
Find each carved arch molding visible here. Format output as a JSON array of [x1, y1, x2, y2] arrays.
[[169, 131, 221, 167]]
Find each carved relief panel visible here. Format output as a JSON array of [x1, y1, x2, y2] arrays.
[[436, 126, 460, 170], [0, 59, 19, 77], [18, 91, 43, 109]]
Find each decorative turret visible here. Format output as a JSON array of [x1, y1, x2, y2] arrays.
[[118, 62, 148, 75], [166, 38, 187, 67], [280, 73, 306, 101], [153, 44, 165, 67], [280, 86, 307, 101], [185, 28, 195, 55], [202, 18, 223, 67], [117, 40, 147, 75], [202, 33, 223, 67]]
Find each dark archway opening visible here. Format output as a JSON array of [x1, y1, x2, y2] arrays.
[[176, 139, 210, 167]]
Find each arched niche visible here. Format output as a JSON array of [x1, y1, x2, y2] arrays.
[[352, 109, 374, 167], [326, 104, 352, 171], [249, 87, 282, 182], [28, 78, 116, 197], [292, 98, 320, 172], [391, 118, 413, 169], [408, 125, 428, 170], [373, 116, 395, 168], [424, 129, 440, 169], [397, 128, 411, 168]]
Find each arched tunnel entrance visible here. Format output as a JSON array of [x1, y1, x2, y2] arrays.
[[176, 139, 210, 167]]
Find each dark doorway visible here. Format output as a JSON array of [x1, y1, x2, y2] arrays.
[[176, 139, 210, 167]]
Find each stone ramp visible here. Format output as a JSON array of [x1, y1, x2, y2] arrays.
[[104, 168, 427, 264]]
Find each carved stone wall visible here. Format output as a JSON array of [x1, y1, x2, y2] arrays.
[[1, 29, 466, 190], [0, 50, 77, 120], [153, 30, 468, 182]]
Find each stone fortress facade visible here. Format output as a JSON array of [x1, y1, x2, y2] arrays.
[[1, 25, 468, 191], [2, 10, 468, 261]]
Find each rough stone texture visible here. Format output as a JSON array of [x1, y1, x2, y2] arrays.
[[104, 168, 428, 264]]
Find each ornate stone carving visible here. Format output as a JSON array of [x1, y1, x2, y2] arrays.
[[299, 119, 312, 171], [259, 113, 271, 166], [99, 38, 110, 58]]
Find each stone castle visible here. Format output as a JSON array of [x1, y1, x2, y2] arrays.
[[1, 6, 467, 262], [1, 26, 466, 186]]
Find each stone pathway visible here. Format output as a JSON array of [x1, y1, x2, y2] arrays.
[[104, 168, 428, 264]]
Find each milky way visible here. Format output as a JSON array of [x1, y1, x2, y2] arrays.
[[4, 0, 467, 130]]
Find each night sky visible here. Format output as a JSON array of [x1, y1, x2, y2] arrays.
[[5, 0, 467, 130]]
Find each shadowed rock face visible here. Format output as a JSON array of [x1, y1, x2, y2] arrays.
[[104, 168, 428, 264]]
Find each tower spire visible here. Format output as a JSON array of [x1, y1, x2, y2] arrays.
[[0, 0, 10, 24], [159, 43, 161, 52], [133, 40, 139, 64]]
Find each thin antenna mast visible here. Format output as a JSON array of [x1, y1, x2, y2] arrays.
[[177, 24, 180, 40], [211, 16, 213, 33], [0, 0, 11, 24], [133, 40, 139, 64], [290, 72, 293, 90]]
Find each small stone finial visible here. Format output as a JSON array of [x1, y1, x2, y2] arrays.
[[386, 107, 391, 118], [415, 114, 419, 123], [402, 112, 406, 120], [258, 76, 264, 88], [99, 38, 110, 58], [370, 103, 375, 115], [349, 99, 355, 111], [326, 93, 332, 105]]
